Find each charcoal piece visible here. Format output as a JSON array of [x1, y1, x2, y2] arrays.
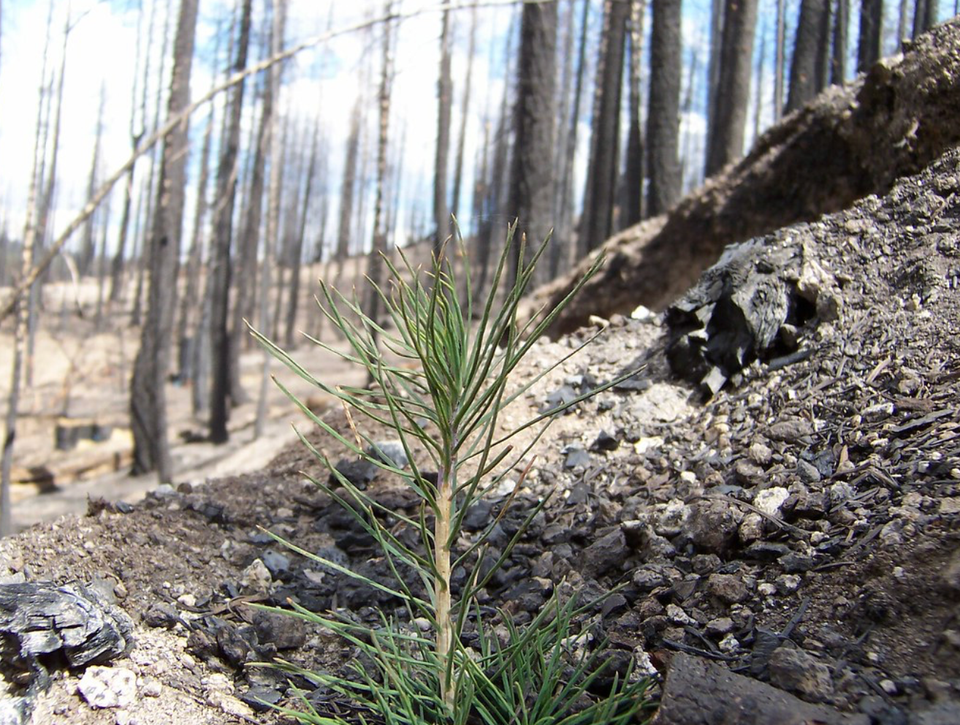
[[0, 581, 133, 691], [331, 458, 378, 489]]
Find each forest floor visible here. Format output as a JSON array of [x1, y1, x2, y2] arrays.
[[1, 148, 960, 725]]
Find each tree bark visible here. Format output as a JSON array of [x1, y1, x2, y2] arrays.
[[705, 0, 759, 178], [79, 84, 106, 279], [554, 0, 590, 277], [507, 0, 557, 284], [130, 0, 199, 480], [623, 0, 647, 229], [858, 0, 883, 71], [774, 0, 786, 121], [208, 0, 253, 444], [832, 0, 848, 83], [255, 0, 288, 440], [450, 6, 476, 225], [580, 0, 629, 255], [786, 0, 829, 113], [433, 8, 453, 253], [913, 0, 938, 37], [647, 0, 683, 216]]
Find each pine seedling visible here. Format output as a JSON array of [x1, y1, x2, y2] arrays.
[[251, 225, 650, 724]]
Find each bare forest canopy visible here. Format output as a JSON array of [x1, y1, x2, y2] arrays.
[[0, 0, 957, 535]]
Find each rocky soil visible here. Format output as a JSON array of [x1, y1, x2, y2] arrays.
[[2, 148, 960, 724]]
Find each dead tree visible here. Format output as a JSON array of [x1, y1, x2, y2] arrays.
[[507, 0, 557, 284], [647, 0, 683, 215], [255, 0, 288, 440], [433, 7, 453, 253], [209, 0, 253, 445], [705, 0, 758, 177], [579, 0, 628, 256], [129, 0, 200, 480]]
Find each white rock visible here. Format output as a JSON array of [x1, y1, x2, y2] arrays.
[[633, 436, 664, 455], [240, 559, 273, 593], [78, 666, 137, 709], [666, 604, 696, 626], [754, 487, 790, 517]]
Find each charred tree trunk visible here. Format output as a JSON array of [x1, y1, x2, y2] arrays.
[[774, 0, 786, 121], [208, 0, 253, 445], [79, 84, 106, 279], [858, 0, 883, 71], [831, 0, 848, 84], [647, 0, 683, 216], [580, 0, 628, 256], [705, 0, 759, 178], [507, 0, 557, 284], [130, 0, 199, 480], [334, 100, 361, 284], [623, 0, 647, 229], [450, 6, 476, 223], [433, 8, 453, 253], [786, 0, 829, 113]]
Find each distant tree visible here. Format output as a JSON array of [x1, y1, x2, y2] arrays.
[[832, 0, 848, 83], [110, 0, 149, 304], [507, 0, 557, 284], [255, 0, 288, 439], [433, 7, 453, 252], [858, 0, 883, 71], [912, 0, 938, 37], [647, 0, 683, 216], [705, 0, 759, 178], [622, 0, 647, 229], [774, 0, 786, 121], [553, 0, 590, 276], [130, 0, 200, 480], [131, 0, 175, 328], [334, 99, 361, 281], [364, 0, 395, 359], [79, 84, 106, 278], [786, 0, 829, 113], [450, 6, 477, 223], [208, 0, 253, 445], [579, 0, 628, 255]]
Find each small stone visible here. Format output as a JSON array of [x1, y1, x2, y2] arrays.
[[939, 498, 960, 515], [590, 430, 620, 452], [582, 528, 627, 578], [241, 687, 283, 713], [718, 634, 740, 653], [563, 445, 592, 469], [253, 610, 307, 650], [797, 459, 822, 483], [143, 602, 179, 629], [366, 440, 409, 468], [139, 678, 162, 698], [766, 418, 814, 443], [758, 582, 778, 597], [240, 559, 273, 593], [656, 500, 691, 537], [755, 487, 790, 517], [706, 573, 748, 604], [684, 501, 741, 555], [776, 574, 802, 593], [781, 552, 816, 573], [748, 442, 773, 466], [768, 647, 834, 702], [691, 554, 721, 575], [706, 617, 735, 637], [78, 666, 137, 709], [666, 604, 696, 626], [260, 550, 291, 578], [739, 513, 765, 543]]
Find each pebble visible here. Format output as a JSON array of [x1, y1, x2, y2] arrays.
[[78, 666, 137, 709], [666, 604, 697, 626], [240, 559, 273, 593], [706, 573, 749, 604], [768, 647, 834, 702]]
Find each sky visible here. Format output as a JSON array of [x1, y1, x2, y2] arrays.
[[0, 0, 953, 262]]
